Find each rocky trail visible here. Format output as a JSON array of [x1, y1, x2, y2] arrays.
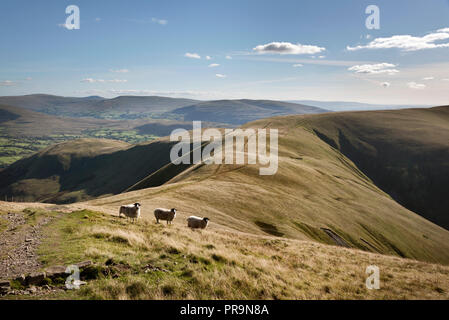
[[0, 211, 54, 280]]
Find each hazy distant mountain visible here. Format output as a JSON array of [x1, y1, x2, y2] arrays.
[[0, 95, 329, 124], [0, 94, 199, 119], [171, 99, 328, 125], [288, 100, 431, 112]]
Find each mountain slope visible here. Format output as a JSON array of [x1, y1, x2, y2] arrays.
[[2, 110, 449, 265], [82, 116, 449, 265], [300, 106, 449, 229], [0, 138, 178, 203], [171, 99, 327, 125]]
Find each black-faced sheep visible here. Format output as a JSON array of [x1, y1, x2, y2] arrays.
[[119, 203, 141, 222], [187, 216, 209, 229], [154, 208, 177, 225]]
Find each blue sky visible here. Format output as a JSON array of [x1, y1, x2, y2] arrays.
[[1, 0, 449, 104]]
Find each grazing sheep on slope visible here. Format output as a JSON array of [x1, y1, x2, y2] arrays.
[[187, 216, 209, 229], [154, 208, 177, 225], [119, 203, 141, 222]]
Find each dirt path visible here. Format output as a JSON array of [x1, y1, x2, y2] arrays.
[[0, 212, 54, 280]]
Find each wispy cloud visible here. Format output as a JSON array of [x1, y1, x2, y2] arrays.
[[240, 56, 378, 67], [81, 78, 128, 83], [0, 80, 17, 86], [422, 76, 434, 80], [348, 63, 399, 75], [110, 69, 129, 73], [126, 18, 167, 25], [407, 82, 426, 89], [206, 56, 212, 60], [225, 55, 232, 60], [292, 64, 303, 67], [215, 74, 227, 78], [347, 27, 449, 51], [185, 52, 201, 59], [208, 63, 220, 68], [253, 42, 325, 55], [381, 82, 391, 87], [151, 17, 168, 25]]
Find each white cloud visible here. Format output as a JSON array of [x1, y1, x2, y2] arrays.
[[348, 63, 399, 75], [253, 42, 325, 55], [206, 56, 212, 60], [215, 74, 227, 78], [25, 77, 32, 81], [292, 64, 303, 67], [185, 52, 201, 59], [443, 78, 449, 81], [151, 18, 168, 25], [95, 18, 101, 22], [81, 78, 127, 83], [110, 69, 129, 73], [318, 55, 326, 59], [407, 82, 426, 89], [381, 82, 391, 88], [0, 80, 16, 86], [208, 63, 220, 68], [422, 76, 434, 80], [225, 55, 232, 60], [347, 28, 449, 51]]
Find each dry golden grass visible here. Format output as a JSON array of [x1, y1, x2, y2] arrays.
[[14, 209, 447, 300], [81, 121, 449, 265]]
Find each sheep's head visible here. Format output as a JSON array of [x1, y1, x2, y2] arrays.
[[203, 217, 210, 222], [171, 208, 177, 213], [134, 203, 141, 207]]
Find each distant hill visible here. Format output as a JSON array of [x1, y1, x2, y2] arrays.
[[288, 100, 430, 112], [301, 106, 449, 229], [171, 99, 328, 125], [0, 94, 199, 119], [0, 103, 130, 136]]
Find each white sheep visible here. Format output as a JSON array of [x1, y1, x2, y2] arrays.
[[154, 208, 177, 225], [119, 203, 141, 222], [187, 216, 210, 229]]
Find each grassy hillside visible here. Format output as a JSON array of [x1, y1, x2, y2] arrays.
[[298, 106, 449, 229], [1, 207, 448, 300], [80, 116, 449, 266], [0, 138, 178, 203], [2, 109, 449, 266], [171, 99, 327, 125]]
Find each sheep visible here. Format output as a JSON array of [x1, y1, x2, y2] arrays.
[[154, 208, 177, 225], [119, 203, 141, 222], [187, 216, 210, 229]]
